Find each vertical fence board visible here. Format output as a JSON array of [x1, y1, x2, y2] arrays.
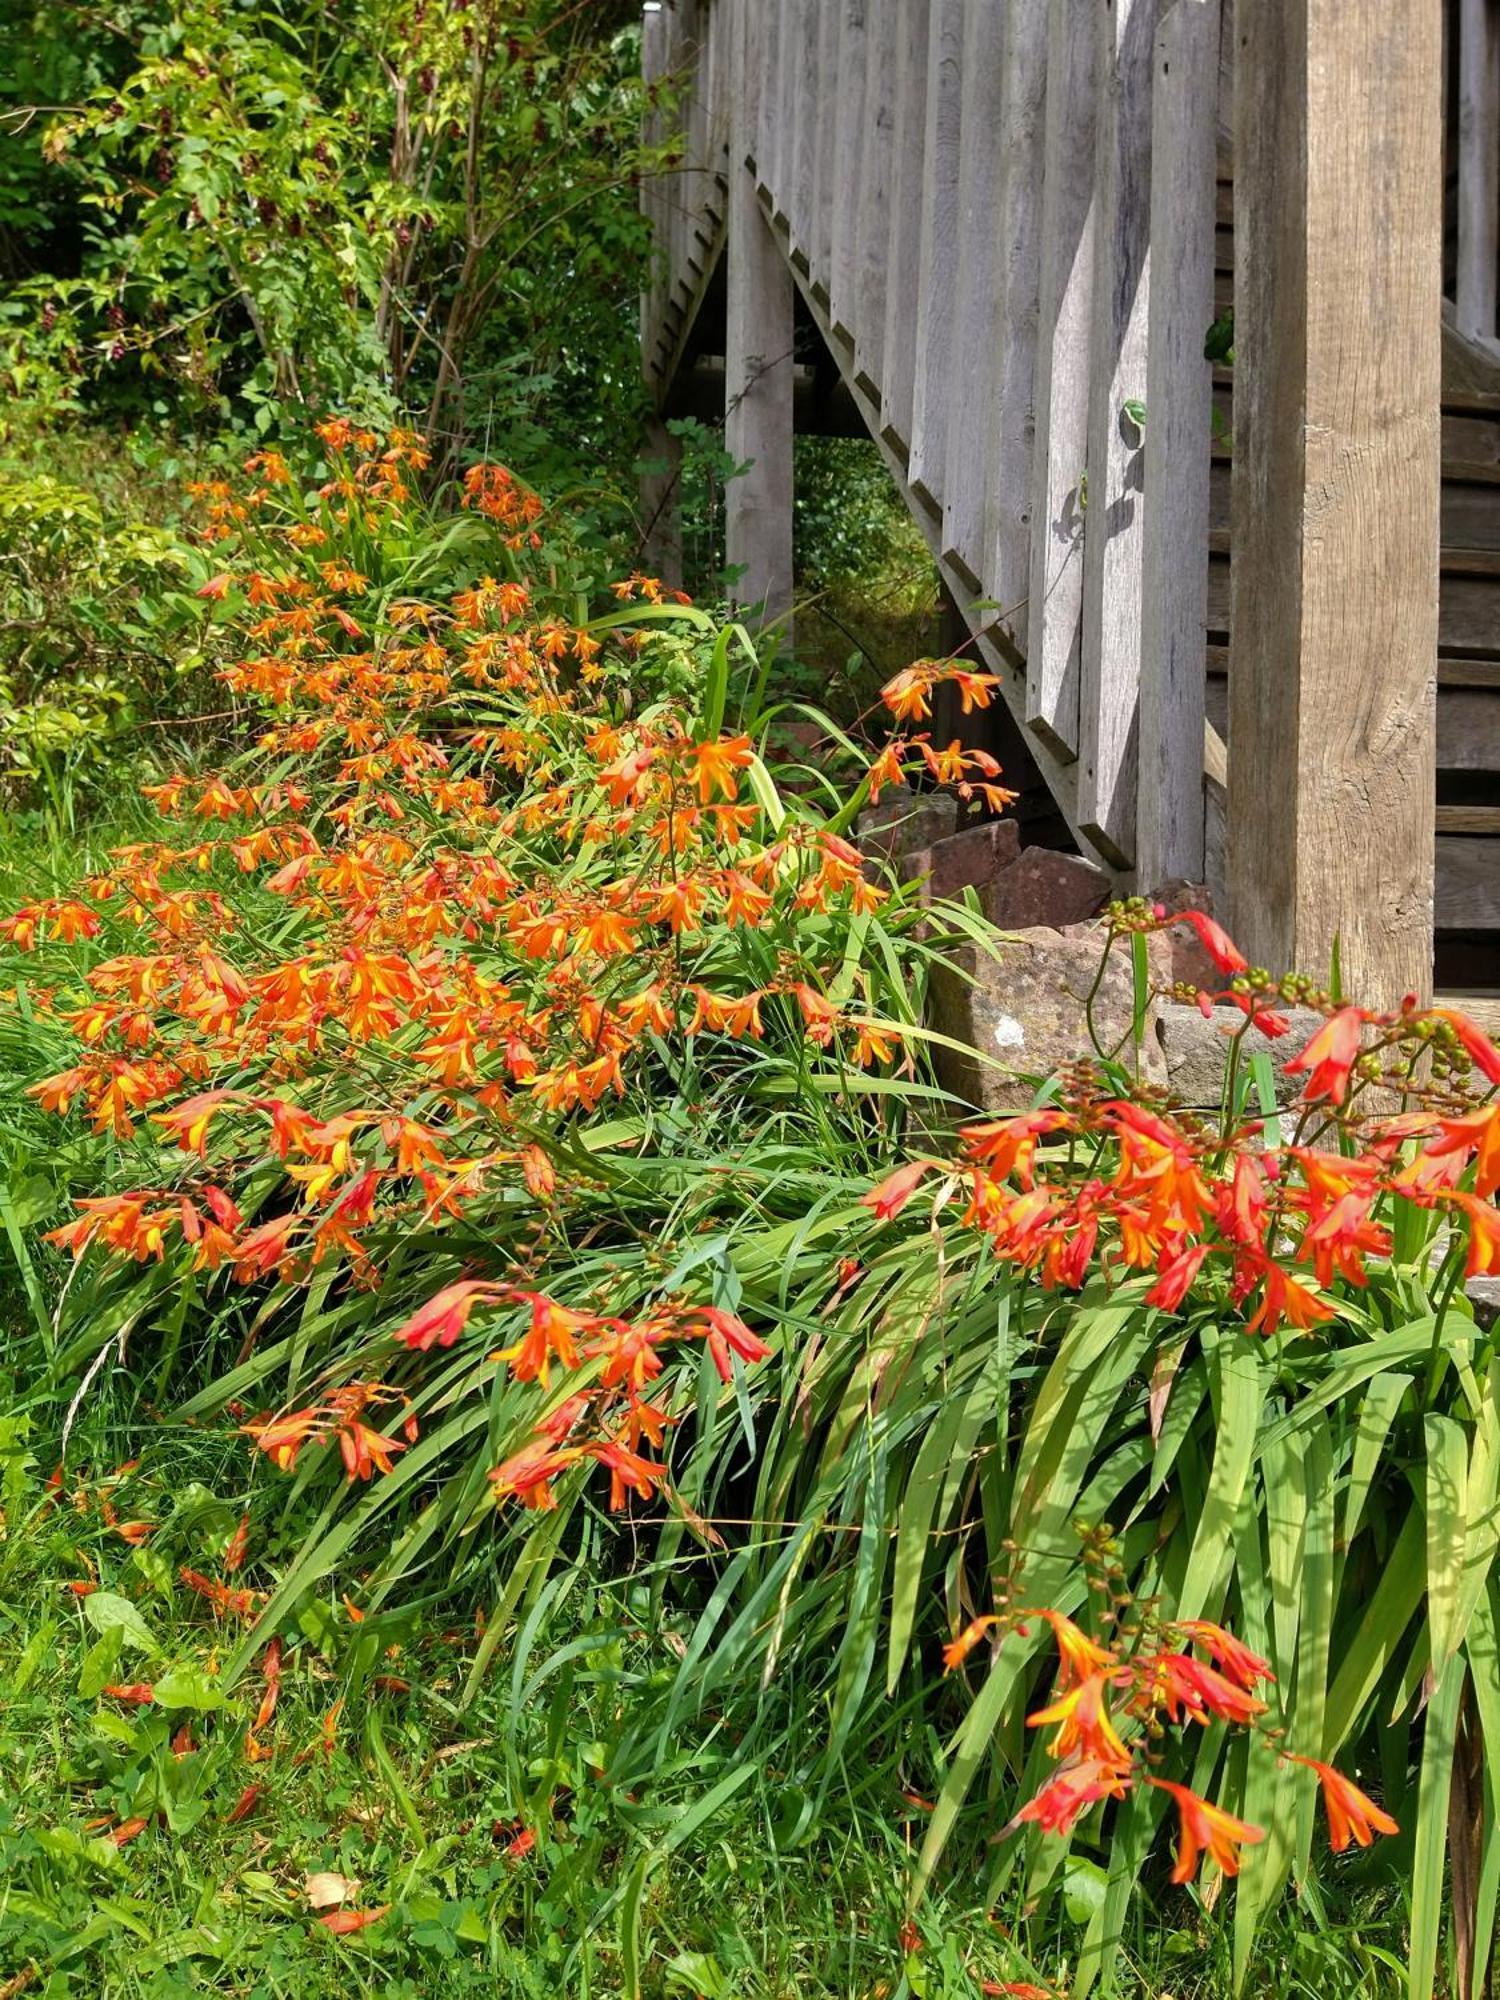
[[855, 0, 900, 399], [1457, 0, 1500, 339], [641, 2, 670, 383], [1136, 0, 1219, 889], [754, 0, 780, 191], [830, 0, 870, 345], [1078, 0, 1155, 867], [811, 0, 842, 303], [908, 0, 964, 512], [982, 0, 1049, 653], [790, 0, 821, 267], [1229, 0, 1439, 1000], [1026, 0, 1097, 759], [772, 0, 798, 223], [941, 1, 1008, 588], [880, 0, 932, 455]]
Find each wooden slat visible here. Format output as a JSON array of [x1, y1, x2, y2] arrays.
[[829, 0, 870, 345], [640, 3, 670, 379], [789, 0, 820, 268], [1025, 0, 1098, 760], [907, 0, 965, 513], [772, 0, 798, 224], [810, 0, 842, 305], [1438, 805, 1500, 834], [1209, 644, 1500, 691], [854, 0, 900, 401], [753, 0, 780, 192], [940, 0, 1008, 589], [879, 0, 932, 456], [1437, 687, 1500, 768], [1209, 455, 1500, 550], [1136, 0, 1220, 889], [981, 0, 1049, 652], [1456, 0, 1500, 340], [1438, 836, 1500, 927], [1078, 0, 1156, 867], [1229, 0, 1440, 1002]]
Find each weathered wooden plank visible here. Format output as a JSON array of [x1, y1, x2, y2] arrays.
[[854, 0, 900, 401], [1136, 0, 1220, 888], [1209, 644, 1500, 691], [640, 2, 671, 380], [907, 0, 965, 513], [981, 0, 1049, 654], [1437, 687, 1500, 768], [1208, 556, 1500, 655], [878, 0, 931, 456], [726, 0, 796, 628], [830, 0, 870, 346], [1209, 456, 1500, 550], [811, 0, 842, 304], [1456, 0, 1500, 340], [1229, 0, 1440, 1002], [940, 0, 1008, 589], [1025, 0, 1098, 760], [789, 0, 821, 268], [1438, 806, 1500, 834], [639, 413, 684, 590], [753, 0, 780, 191], [772, 0, 798, 225], [1437, 836, 1500, 928], [1078, 0, 1156, 867]]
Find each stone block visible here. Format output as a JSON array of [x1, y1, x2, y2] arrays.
[[928, 928, 1166, 1112], [1147, 879, 1229, 992], [857, 791, 959, 866], [980, 846, 1112, 931], [897, 817, 1022, 906], [1154, 1004, 1326, 1108]]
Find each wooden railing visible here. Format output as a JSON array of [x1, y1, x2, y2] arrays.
[[641, 2, 1471, 1002]]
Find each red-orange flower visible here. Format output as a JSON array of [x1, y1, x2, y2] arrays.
[[1147, 1777, 1265, 1882], [1288, 1756, 1399, 1851]]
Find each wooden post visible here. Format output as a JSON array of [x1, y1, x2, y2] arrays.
[[1456, 0, 1500, 340], [640, 415, 684, 593], [1229, 0, 1440, 1001], [1135, 0, 1220, 891], [726, 0, 796, 630]]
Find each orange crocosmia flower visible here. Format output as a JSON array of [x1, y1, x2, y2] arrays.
[[942, 1614, 1001, 1673], [587, 1436, 667, 1511], [223, 1513, 251, 1574], [960, 1109, 1072, 1189], [1023, 1608, 1117, 1688], [1244, 1258, 1335, 1337], [1283, 1005, 1367, 1106], [863, 1159, 935, 1222], [686, 734, 754, 804], [1169, 908, 1248, 978], [1448, 1190, 1500, 1278], [1173, 1620, 1273, 1692], [789, 982, 839, 1046], [337, 1416, 405, 1480], [1412, 1105, 1500, 1199], [1015, 1756, 1132, 1836], [1148, 1777, 1265, 1883], [1144, 1241, 1211, 1312], [1027, 1671, 1130, 1766], [109, 1816, 150, 1847], [880, 667, 933, 722], [1289, 1756, 1399, 1851], [226, 1782, 265, 1824], [102, 1682, 155, 1704], [1147, 1653, 1268, 1728], [317, 1906, 390, 1934], [946, 668, 1002, 713], [489, 1440, 583, 1510], [500, 1292, 600, 1386], [242, 1405, 320, 1473], [696, 1305, 772, 1381], [392, 1279, 504, 1352], [1433, 1006, 1500, 1086], [113, 1520, 156, 1546]]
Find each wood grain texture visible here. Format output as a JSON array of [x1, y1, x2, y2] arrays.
[[1457, 0, 1500, 340], [1229, 0, 1440, 1003], [981, 0, 1049, 655], [772, 0, 799, 226], [941, 0, 1008, 590], [1025, 0, 1098, 760], [1437, 835, 1500, 928], [1136, 0, 1220, 888], [854, 0, 899, 400], [726, 0, 796, 629], [811, 0, 842, 303], [907, 0, 965, 513], [789, 0, 821, 267], [1078, 0, 1157, 867], [879, 0, 932, 455], [829, 0, 870, 345]]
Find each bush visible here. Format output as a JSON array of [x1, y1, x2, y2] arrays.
[[7, 423, 1500, 1997]]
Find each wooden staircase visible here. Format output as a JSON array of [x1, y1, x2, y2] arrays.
[[641, 0, 1500, 998]]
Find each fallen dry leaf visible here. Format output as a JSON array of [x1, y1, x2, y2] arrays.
[[304, 1870, 359, 1910]]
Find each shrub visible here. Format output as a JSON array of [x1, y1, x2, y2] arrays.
[[8, 422, 1500, 1997]]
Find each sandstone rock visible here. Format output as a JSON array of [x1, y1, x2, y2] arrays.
[[1470, 1278, 1500, 1329], [857, 791, 959, 866], [897, 817, 1021, 906], [980, 846, 1112, 931], [928, 927, 1166, 1112], [1154, 1003, 1326, 1108]]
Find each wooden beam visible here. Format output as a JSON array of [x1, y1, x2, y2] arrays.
[[789, 0, 820, 269], [907, 0, 965, 514], [1078, 0, 1156, 867], [1229, 0, 1440, 1002], [810, 0, 841, 305], [726, 0, 796, 629], [1456, 0, 1500, 341], [1136, 0, 1220, 888], [940, 0, 1007, 590], [829, 0, 870, 346], [854, 0, 899, 401], [1025, 0, 1098, 760]]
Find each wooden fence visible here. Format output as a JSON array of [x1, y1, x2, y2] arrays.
[[641, 1, 1498, 1004]]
